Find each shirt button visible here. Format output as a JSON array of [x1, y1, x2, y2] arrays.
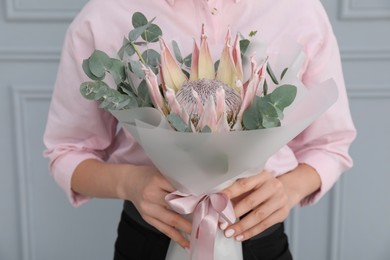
[[211, 7, 218, 15]]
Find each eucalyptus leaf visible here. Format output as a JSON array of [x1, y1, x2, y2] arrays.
[[107, 58, 126, 85], [240, 39, 250, 56], [142, 49, 160, 68], [80, 81, 109, 100], [142, 23, 162, 43], [118, 38, 130, 59], [267, 84, 297, 111], [172, 40, 183, 63], [183, 54, 192, 67], [263, 79, 268, 96], [242, 96, 263, 130], [82, 59, 104, 80], [129, 24, 149, 42], [281, 67, 288, 80], [266, 63, 279, 85], [118, 82, 137, 98], [129, 60, 145, 79], [118, 42, 136, 58], [214, 60, 220, 71], [89, 50, 112, 78], [201, 126, 212, 133], [167, 113, 188, 132], [132, 12, 148, 28], [137, 80, 153, 107]]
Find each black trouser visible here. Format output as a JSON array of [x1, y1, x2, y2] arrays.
[[113, 208, 293, 260]]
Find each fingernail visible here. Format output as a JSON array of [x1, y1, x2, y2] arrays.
[[225, 229, 235, 238], [219, 221, 228, 230], [184, 247, 190, 253], [235, 235, 244, 241]]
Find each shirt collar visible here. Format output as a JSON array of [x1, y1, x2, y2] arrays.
[[166, 0, 242, 5]]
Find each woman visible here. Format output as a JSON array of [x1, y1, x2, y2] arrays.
[[43, 0, 356, 259]]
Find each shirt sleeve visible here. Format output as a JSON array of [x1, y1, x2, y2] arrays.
[[288, 3, 357, 206], [43, 20, 118, 207]]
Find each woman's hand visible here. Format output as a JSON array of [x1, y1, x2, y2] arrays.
[[72, 160, 192, 249], [221, 171, 292, 241], [119, 165, 192, 249], [221, 164, 321, 241]]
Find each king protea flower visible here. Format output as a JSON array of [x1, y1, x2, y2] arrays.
[[143, 28, 265, 133]]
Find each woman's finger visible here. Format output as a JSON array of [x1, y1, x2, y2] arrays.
[[223, 193, 289, 241], [232, 178, 277, 217], [144, 215, 190, 249], [223, 171, 268, 200]]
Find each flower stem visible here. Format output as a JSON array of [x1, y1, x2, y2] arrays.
[[131, 42, 147, 65]]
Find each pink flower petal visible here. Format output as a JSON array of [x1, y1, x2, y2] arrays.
[[215, 86, 226, 119], [165, 88, 189, 123], [232, 34, 243, 82], [143, 65, 165, 113], [197, 96, 217, 131]]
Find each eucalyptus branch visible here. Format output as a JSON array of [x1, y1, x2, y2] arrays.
[[131, 41, 147, 65]]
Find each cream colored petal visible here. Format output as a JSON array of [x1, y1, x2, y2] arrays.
[[165, 88, 189, 122], [189, 39, 200, 81], [216, 31, 237, 89], [198, 34, 215, 80], [160, 38, 188, 92], [215, 86, 226, 119]]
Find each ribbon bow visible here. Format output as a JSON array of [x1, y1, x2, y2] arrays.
[[166, 191, 236, 260]]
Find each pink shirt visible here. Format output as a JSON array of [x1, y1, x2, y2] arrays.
[[43, 0, 356, 207]]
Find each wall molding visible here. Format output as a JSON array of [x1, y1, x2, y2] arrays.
[[340, 48, 390, 61], [1, 48, 389, 62], [12, 85, 52, 260], [0, 48, 61, 62], [348, 87, 390, 99], [5, 0, 83, 21], [340, 0, 390, 19]]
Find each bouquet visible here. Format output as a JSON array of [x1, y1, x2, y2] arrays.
[[80, 12, 338, 260]]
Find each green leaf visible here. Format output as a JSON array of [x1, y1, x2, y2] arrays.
[[182, 69, 190, 78], [167, 113, 188, 132], [132, 12, 148, 28], [258, 97, 280, 129], [242, 96, 263, 130], [142, 23, 162, 43], [214, 60, 220, 71], [267, 84, 297, 111], [263, 79, 268, 96], [118, 42, 136, 58], [281, 67, 288, 80], [137, 80, 153, 107], [249, 30, 257, 37], [266, 63, 279, 85], [88, 50, 113, 79], [183, 54, 192, 67], [142, 49, 160, 68], [240, 39, 250, 56], [82, 59, 104, 80], [107, 58, 126, 85], [129, 60, 145, 79], [201, 126, 212, 133], [172, 40, 183, 63], [118, 82, 137, 98], [80, 81, 109, 100], [129, 24, 149, 42]]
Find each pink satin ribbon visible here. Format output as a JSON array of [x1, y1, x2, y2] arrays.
[[166, 191, 236, 260]]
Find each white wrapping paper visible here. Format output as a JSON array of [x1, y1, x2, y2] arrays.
[[110, 75, 338, 260]]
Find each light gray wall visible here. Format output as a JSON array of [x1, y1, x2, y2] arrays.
[[0, 0, 389, 259]]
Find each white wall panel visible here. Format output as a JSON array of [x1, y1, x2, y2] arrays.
[[340, 0, 390, 19], [5, 0, 88, 21]]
